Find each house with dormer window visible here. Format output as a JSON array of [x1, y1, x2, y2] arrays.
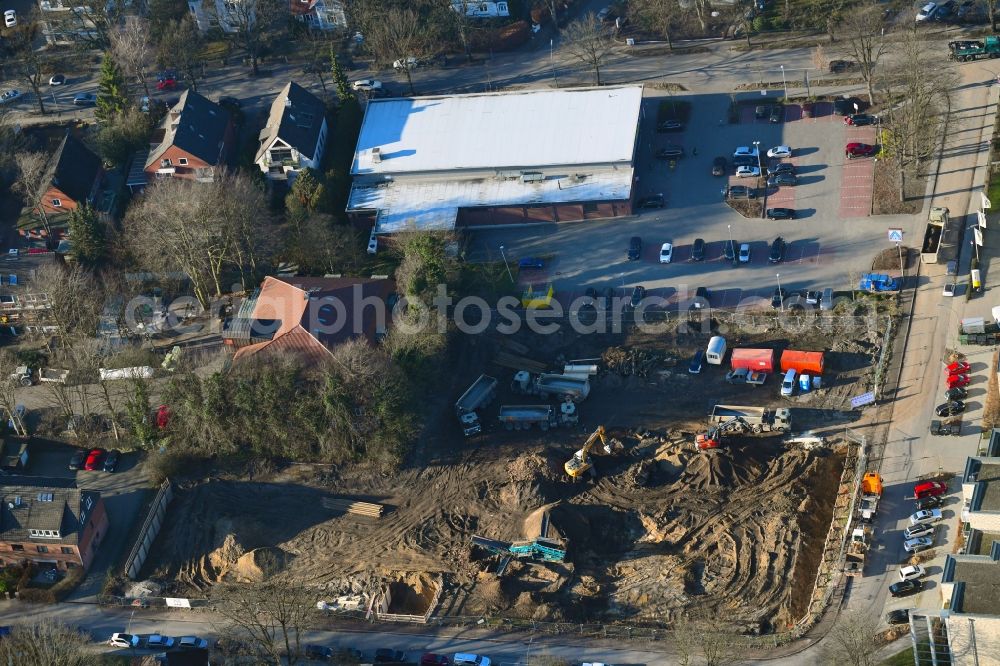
[[144, 90, 234, 183], [255, 82, 328, 181], [38, 132, 103, 218]]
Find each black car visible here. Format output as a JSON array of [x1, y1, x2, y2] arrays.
[[305, 645, 334, 661], [833, 97, 863, 116], [688, 350, 704, 374], [692, 286, 710, 309], [711, 156, 727, 176], [828, 59, 853, 73], [935, 401, 966, 417], [889, 580, 923, 598], [103, 450, 121, 473], [375, 649, 406, 663], [767, 162, 795, 177], [886, 609, 911, 625], [627, 236, 642, 260], [637, 194, 665, 209], [771, 287, 786, 309], [754, 104, 771, 119], [732, 155, 757, 168], [769, 104, 784, 123], [629, 285, 646, 309], [68, 449, 87, 471], [845, 113, 876, 126], [727, 185, 757, 200], [691, 238, 706, 261], [768, 173, 797, 187], [766, 207, 796, 220], [655, 145, 685, 159], [657, 119, 683, 132], [945, 386, 968, 401], [72, 93, 97, 106], [723, 239, 738, 262], [917, 496, 946, 510], [768, 237, 786, 263]]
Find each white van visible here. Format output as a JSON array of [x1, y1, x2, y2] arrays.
[[454, 655, 491, 666], [705, 336, 727, 365], [781, 368, 797, 397]]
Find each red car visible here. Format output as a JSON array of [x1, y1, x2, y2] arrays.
[[947, 361, 970, 375], [947, 374, 970, 389], [156, 75, 176, 91], [845, 142, 877, 158], [83, 447, 106, 471], [914, 481, 947, 499], [421, 655, 449, 666]]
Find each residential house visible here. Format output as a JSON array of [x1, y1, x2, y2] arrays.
[[289, 0, 346, 30], [37, 0, 101, 45], [255, 82, 329, 181], [223, 275, 395, 363], [452, 0, 509, 17], [144, 90, 234, 183], [960, 431, 1000, 555], [187, 0, 243, 33], [0, 477, 109, 571], [37, 132, 103, 218]]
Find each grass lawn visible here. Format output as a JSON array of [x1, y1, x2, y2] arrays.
[[988, 170, 1000, 208], [880, 646, 916, 666]]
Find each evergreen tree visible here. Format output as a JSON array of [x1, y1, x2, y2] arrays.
[[331, 49, 353, 104], [67, 204, 107, 267], [96, 53, 129, 124], [285, 168, 327, 221]]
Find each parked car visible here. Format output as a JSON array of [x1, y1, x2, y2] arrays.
[[766, 207, 796, 220], [688, 350, 704, 374], [108, 633, 141, 649], [655, 145, 685, 159], [3, 9, 15, 27], [147, 635, 175, 649], [771, 287, 788, 309], [659, 242, 673, 264], [834, 97, 863, 115], [766, 145, 792, 158], [915, 481, 948, 498], [943, 282, 957, 297], [375, 649, 406, 662], [48, 74, 66, 86], [767, 162, 795, 177], [947, 373, 970, 388], [177, 636, 209, 649], [727, 185, 757, 199], [945, 387, 968, 401], [828, 59, 853, 73], [736, 165, 761, 178], [909, 509, 943, 526], [393, 57, 420, 70], [692, 286, 710, 309], [691, 238, 706, 261], [947, 361, 970, 375], [421, 655, 450, 666], [351, 79, 382, 92], [711, 156, 727, 176], [72, 93, 97, 106], [627, 236, 642, 260], [518, 257, 544, 270], [156, 73, 177, 90], [629, 285, 646, 309], [768, 173, 797, 187], [886, 609, 911, 625], [103, 450, 121, 473], [732, 155, 757, 168], [656, 119, 683, 132], [935, 400, 966, 417], [637, 194, 666, 208], [916, 495, 946, 510], [723, 239, 738, 261], [305, 644, 334, 661], [768, 237, 786, 263], [904, 523, 935, 539], [889, 579, 923, 597], [899, 565, 926, 581], [68, 449, 87, 471], [845, 142, 877, 158], [0, 89, 21, 105], [738, 243, 751, 263], [754, 104, 770, 119], [83, 448, 106, 471], [805, 290, 821, 305], [769, 104, 784, 123], [844, 113, 876, 126], [733, 146, 759, 159]]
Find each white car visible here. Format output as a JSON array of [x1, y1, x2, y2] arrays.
[[899, 565, 926, 581], [659, 242, 673, 264], [0, 89, 21, 104], [351, 79, 382, 92], [178, 636, 209, 649], [736, 165, 761, 178], [766, 145, 792, 158], [3, 9, 15, 27], [903, 536, 933, 553], [738, 243, 751, 263], [916, 2, 937, 20], [909, 508, 943, 526], [733, 146, 759, 159], [943, 282, 956, 297], [108, 633, 141, 648], [903, 523, 934, 539], [147, 634, 175, 648], [393, 56, 419, 70]]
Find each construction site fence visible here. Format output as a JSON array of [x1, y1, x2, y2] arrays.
[[123, 479, 173, 581]]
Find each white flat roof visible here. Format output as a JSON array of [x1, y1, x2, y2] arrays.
[[349, 169, 634, 234], [352, 86, 643, 176]]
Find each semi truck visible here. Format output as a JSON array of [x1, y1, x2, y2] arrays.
[[512, 371, 590, 403], [920, 207, 949, 264], [707, 405, 792, 433], [498, 405, 558, 431], [950, 36, 1000, 61], [455, 374, 498, 437]]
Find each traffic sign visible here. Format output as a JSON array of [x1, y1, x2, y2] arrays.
[[887, 228, 903, 242], [851, 391, 876, 408]]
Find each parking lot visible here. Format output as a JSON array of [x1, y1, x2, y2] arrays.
[[470, 91, 919, 307]]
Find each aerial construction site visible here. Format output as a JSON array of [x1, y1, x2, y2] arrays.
[[143, 319, 882, 632]]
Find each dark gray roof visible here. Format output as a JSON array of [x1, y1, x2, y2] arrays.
[[948, 555, 1000, 614], [42, 132, 101, 205], [146, 90, 231, 170], [973, 462, 1000, 511], [255, 82, 326, 163], [0, 477, 100, 545]]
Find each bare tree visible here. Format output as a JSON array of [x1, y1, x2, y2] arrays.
[[0, 351, 28, 436], [0, 619, 91, 666], [548, 0, 561, 31], [561, 14, 615, 85], [439, 0, 475, 60], [819, 610, 882, 666], [111, 15, 154, 101], [839, 2, 889, 104], [631, 0, 684, 49], [34, 262, 104, 346], [7, 18, 55, 115], [215, 574, 314, 665], [13, 151, 51, 234], [356, 5, 425, 95], [671, 612, 747, 666], [218, 0, 286, 76], [156, 17, 205, 92]]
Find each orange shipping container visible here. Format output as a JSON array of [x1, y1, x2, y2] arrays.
[[730, 348, 776, 372], [780, 350, 825, 375]]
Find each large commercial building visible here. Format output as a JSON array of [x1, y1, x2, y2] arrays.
[[348, 86, 643, 235]]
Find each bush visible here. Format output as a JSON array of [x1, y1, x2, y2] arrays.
[[50, 567, 85, 601]]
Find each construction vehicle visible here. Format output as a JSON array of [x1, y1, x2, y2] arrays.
[[921, 207, 948, 264], [471, 509, 566, 576], [950, 36, 1000, 61], [498, 405, 557, 431], [8, 366, 32, 387], [564, 426, 612, 479], [844, 524, 871, 576], [455, 374, 498, 437], [512, 371, 590, 403], [39, 368, 69, 384], [697, 406, 791, 450]]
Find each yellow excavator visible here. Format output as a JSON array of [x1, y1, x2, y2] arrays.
[[565, 426, 611, 479]]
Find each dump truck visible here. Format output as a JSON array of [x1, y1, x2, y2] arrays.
[[498, 405, 558, 431], [455, 374, 498, 437], [950, 36, 1000, 61], [707, 405, 792, 433], [780, 350, 825, 375], [39, 368, 69, 384], [730, 348, 776, 373], [920, 207, 948, 264], [844, 524, 871, 576], [857, 472, 883, 522], [0, 439, 28, 470], [512, 371, 590, 402], [859, 273, 898, 292]]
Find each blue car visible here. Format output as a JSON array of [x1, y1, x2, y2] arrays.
[[689, 350, 704, 374], [518, 257, 544, 270]]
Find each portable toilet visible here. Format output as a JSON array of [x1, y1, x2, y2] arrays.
[[812, 376, 822, 389], [799, 374, 811, 392], [705, 336, 727, 365]]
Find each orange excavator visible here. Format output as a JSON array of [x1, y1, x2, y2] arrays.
[[694, 416, 750, 450]]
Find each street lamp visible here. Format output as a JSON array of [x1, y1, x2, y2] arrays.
[[549, 39, 556, 84], [499, 244, 513, 283], [727, 224, 734, 262], [752, 140, 763, 177], [780, 64, 787, 99], [776, 272, 784, 312]]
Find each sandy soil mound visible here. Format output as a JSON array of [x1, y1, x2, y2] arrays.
[[232, 547, 291, 582]]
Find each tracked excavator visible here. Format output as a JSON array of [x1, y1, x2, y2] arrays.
[[694, 416, 749, 450], [564, 426, 612, 479]]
